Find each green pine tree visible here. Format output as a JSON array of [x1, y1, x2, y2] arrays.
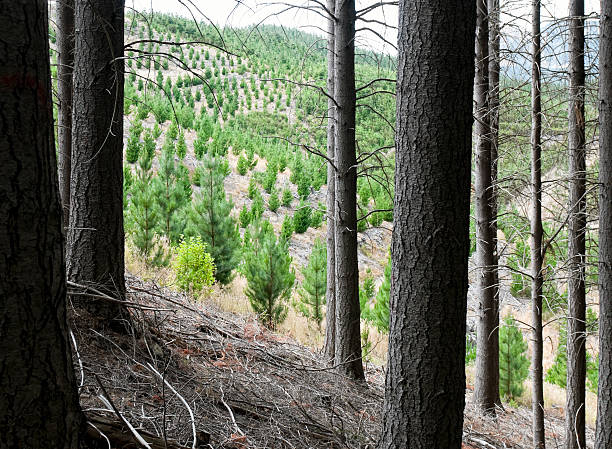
[[296, 239, 326, 329], [280, 214, 293, 242], [243, 220, 295, 329], [186, 156, 241, 285], [372, 256, 391, 332], [176, 132, 187, 159], [128, 150, 166, 265], [268, 189, 280, 212], [282, 188, 293, 207], [126, 124, 143, 163], [239, 204, 252, 228], [359, 270, 376, 322], [293, 201, 311, 233], [499, 316, 530, 400], [153, 146, 187, 242], [143, 129, 156, 159], [237, 153, 249, 175]]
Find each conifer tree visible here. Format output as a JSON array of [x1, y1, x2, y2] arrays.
[[176, 132, 187, 159], [269, 189, 280, 212], [154, 146, 186, 242], [126, 125, 142, 163], [293, 201, 311, 233], [129, 150, 165, 265], [280, 214, 294, 242], [296, 239, 327, 329], [282, 188, 293, 207], [243, 220, 295, 328], [372, 256, 391, 332], [186, 156, 240, 284], [499, 316, 530, 400], [239, 204, 252, 228], [143, 129, 156, 159]]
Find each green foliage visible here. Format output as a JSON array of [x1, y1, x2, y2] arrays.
[[466, 337, 477, 365], [293, 201, 311, 234], [295, 239, 326, 329], [268, 190, 280, 212], [372, 256, 390, 332], [248, 177, 258, 200], [499, 316, 530, 400], [143, 130, 156, 159], [176, 132, 187, 159], [239, 204, 252, 228], [126, 132, 142, 163], [185, 156, 241, 285], [243, 221, 295, 328], [310, 202, 325, 228], [250, 192, 264, 220], [359, 271, 376, 322], [282, 188, 293, 207], [237, 153, 249, 175], [153, 145, 187, 242], [280, 214, 293, 242], [173, 236, 215, 294]]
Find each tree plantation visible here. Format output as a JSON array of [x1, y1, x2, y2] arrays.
[[3, 0, 612, 448]]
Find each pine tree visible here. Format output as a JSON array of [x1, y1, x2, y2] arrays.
[[499, 316, 529, 400], [176, 132, 187, 159], [296, 239, 327, 329], [126, 124, 143, 163], [372, 256, 391, 332], [186, 156, 240, 284], [154, 146, 186, 242], [251, 192, 264, 220], [243, 220, 295, 328], [293, 201, 311, 234], [282, 187, 293, 207], [268, 189, 280, 212], [129, 150, 166, 265], [280, 214, 293, 242], [239, 204, 252, 228], [237, 153, 249, 175], [143, 129, 156, 159]]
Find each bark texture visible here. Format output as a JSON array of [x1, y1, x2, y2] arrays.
[[530, 1, 546, 447], [566, 2, 586, 448], [333, 0, 364, 380], [488, 0, 502, 408], [66, 0, 126, 317], [596, 2, 612, 447], [379, 1, 475, 447], [474, 0, 499, 414], [324, 0, 337, 363], [57, 0, 74, 229], [0, 1, 83, 446]]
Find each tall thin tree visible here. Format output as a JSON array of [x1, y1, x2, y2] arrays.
[[324, 0, 337, 362], [57, 0, 74, 228], [0, 0, 83, 444], [566, 1, 587, 447], [333, 0, 364, 380], [66, 0, 127, 318], [596, 1, 612, 447], [379, 1, 476, 447], [474, 0, 499, 414], [530, 0, 546, 446]]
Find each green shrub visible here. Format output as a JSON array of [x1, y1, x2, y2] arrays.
[[282, 188, 293, 207], [280, 215, 293, 242], [237, 153, 249, 175], [239, 204, 252, 228], [293, 202, 311, 234], [295, 239, 326, 329], [173, 236, 215, 294], [499, 316, 529, 400], [268, 190, 280, 212]]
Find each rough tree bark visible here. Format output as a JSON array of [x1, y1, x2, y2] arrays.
[[0, 0, 83, 445], [333, 0, 364, 380], [474, 0, 499, 414], [324, 0, 337, 363], [57, 0, 74, 229], [596, 1, 612, 447], [566, 1, 586, 448], [379, 1, 476, 447], [530, 1, 546, 447], [488, 0, 502, 408], [66, 0, 127, 318]]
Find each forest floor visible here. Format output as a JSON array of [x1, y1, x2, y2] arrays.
[[70, 275, 594, 449]]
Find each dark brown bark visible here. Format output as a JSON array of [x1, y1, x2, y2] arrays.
[[530, 1, 545, 447], [474, 0, 499, 414], [488, 0, 502, 409], [566, 2, 586, 448], [0, 1, 83, 446], [66, 0, 127, 318], [596, 2, 612, 447], [57, 0, 74, 229], [379, 1, 475, 447], [324, 0, 337, 363], [333, 0, 364, 380]]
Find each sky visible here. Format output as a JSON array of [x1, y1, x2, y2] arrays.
[[128, 0, 602, 56]]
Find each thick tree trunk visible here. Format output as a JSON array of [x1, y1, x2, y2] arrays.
[[474, 0, 499, 414], [324, 0, 337, 363], [566, 2, 586, 448], [488, 0, 502, 408], [530, 1, 546, 447], [57, 0, 74, 229], [596, 2, 612, 447], [66, 0, 127, 319], [379, 1, 475, 447], [0, 1, 83, 446], [333, 0, 364, 380]]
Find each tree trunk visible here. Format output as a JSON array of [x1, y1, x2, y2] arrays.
[[566, 1, 586, 448], [324, 0, 337, 363], [488, 0, 502, 408], [66, 0, 127, 319], [333, 0, 364, 380], [0, 1, 83, 445], [474, 0, 499, 414], [57, 0, 74, 229], [530, 1, 546, 447], [596, 2, 612, 447], [379, 1, 476, 447]]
